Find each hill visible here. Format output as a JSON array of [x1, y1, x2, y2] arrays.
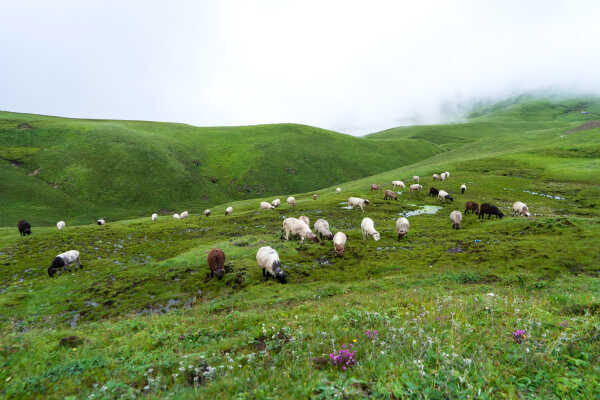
[[0, 112, 441, 226]]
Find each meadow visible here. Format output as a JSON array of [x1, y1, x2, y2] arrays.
[[1, 97, 599, 399]]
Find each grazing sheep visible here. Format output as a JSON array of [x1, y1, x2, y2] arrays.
[[392, 180, 406, 189], [413, 176, 420, 183], [450, 210, 463, 229], [395, 217, 410, 240], [333, 232, 347, 256], [479, 203, 504, 219], [433, 173, 441, 181], [299, 215, 310, 227], [348, 197, 370, 212], [57, 221, 66, 230], [438, 190, 454, 202], [204, 209, 211, 217], [314, 219, 333, 240], [370, 184, 381, 191], [272, 198, 281, 208], [464, 201, 480, 215], [48, 250, 82, 277], [282, 218, 319, 244], [180, 211, 189, 219], [173, 213, 181, 219], [336, 187, 342, 193], [460, 184, 466, 194], [261, 201, 274, 210], [151, 213, 158, 222], [225, 206, 233, 216], [512, 201, 531, 217], [443, 171, 450, 178], [384, 189, 398, 200], [17, 220, 31, 236], [409, 184, 423, 192], [96, 219, 106, 225], [429, 187, 439, 197], [313, 194, 318, 200], [256, 246, 286, 283], [287, 196, 296, 207], [361, 217, 380, 241], [207, 248, 226, 279]]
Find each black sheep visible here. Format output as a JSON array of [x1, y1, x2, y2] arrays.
[[17, 220, 31, 236], [429, 187, 439, 197], [479, 203, 504, 219]]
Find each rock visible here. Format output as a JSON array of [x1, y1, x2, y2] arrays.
[[59, 336, 84, 348]]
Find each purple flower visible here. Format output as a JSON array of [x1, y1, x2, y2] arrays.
[[330, 345, 357, 370], [366, 329, 378, 340], [512, 329, 527, 344]]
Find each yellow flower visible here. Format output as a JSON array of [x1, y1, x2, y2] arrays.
[[353, 339, 358, 343]]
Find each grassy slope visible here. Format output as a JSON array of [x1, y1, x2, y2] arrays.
[[0, 112, 440, 226], [1, 97, 600, 399]]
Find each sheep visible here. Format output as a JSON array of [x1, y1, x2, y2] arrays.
[[314, 219, 333, 240], [225, 206, 233, 216], [433, 173, 441, 181], [313, 194, 318, 200], [180, 211, 189, 219], [512, 201, 531, 217], [57, 221, 66, 230], [272, 198, 281, 208], [204, 209, 211, 217], [172, 213, 181, 219], [348, 197, 370, 212], [413, 176, 420, 183], [440, 173, 447, 181], [450, 210, 463, 229], [384, 189, 398, 200], [260, 201, 274, 210], [333, 232, 347, 256], [464, 201, 479, 215], [48, 250, 83, 277], [443, 171, 450, 179], [257, 246, 286, 283], [17, 220, 31, 236], [460, 184, 466, 194], [370, 184, 381, 191], [336, 187, 342, 193], [207, 248, 226, 279], [282, 218, 319, 244], [438, 190, 454, 202], [96, 219, 106, 225], [479, 203, 504, 219], [151, 213, 158, 222], [395, 217, 410, 240], [392, 180, 406, 189], [299, 215, 310, 227], [409, 184, 423, 192], [429, 187, 439, 197], [361, 217, 380, 241], [287, 196, 296, 207]]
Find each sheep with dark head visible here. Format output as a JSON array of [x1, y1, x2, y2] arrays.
[[257, 246, 286, 283], [17, 220, 31, 236], [384, 190, 398, 200], [48, 250, 83, 277], [479, 203, 504, 219]]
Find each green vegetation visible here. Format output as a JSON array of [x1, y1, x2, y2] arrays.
[[1, 97, 599, 398]]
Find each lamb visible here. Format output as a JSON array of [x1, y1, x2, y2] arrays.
[[96, 219, 106, 225], [438, 190, 454, 202], [225, 206, 233, 216], [314, 219, 333, 240], [180, 211, 189, 219], [429, 187, 439, 197], [57, 221, 66, 230], [17, 220, 31, 236], [370, 184, 381, 191], [450, 210, 463, 229], [204, 209, 211, 217], [333, 232, 347, 256], [256, 246, 286, 283], [287, 196, 296, 207], [48, 250, 82, 277], [432, 173, 441, 181], [361, 217, 380, 241], [479, 203, 504, 219], [460, 184, 466, 194], [299, 215, 310, 227], [313, 194, 318, 200], [151, 213, 158, 222], [440, 171, 450, 180], [464, 201, 479, 215], [409, 184, 423, 192], [392, 180, 406, 189], [336, 187, 342, 193], [348, 197, 370, 212], [512, 201, 531, 217], [413, 176, 420, 183], [261, 201, 274, 210], [172, 213, 181, 219], [395, 217, 410, 240], [272, 198, 281, 208], [282, 218, 319, 244], [384, 189, 398, 200], [207, 248, 226, 279]]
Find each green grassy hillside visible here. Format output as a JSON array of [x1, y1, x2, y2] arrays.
[[0, 112, 441, 226]]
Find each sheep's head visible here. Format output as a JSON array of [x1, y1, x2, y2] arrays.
[[446, 195, 454, 202], [498, 211, 504, 218], [335, 244, 344, 256], [373, 231, 381, 241], [364, 199, 370, 205], [326, 233, 334, 240], [310, 234, 319, 243], [272, 261, 286, 283], [215, 268, 225, 279], [48, 266, 57, 277]]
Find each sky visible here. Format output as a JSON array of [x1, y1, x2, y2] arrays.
[[2, 1, 600, 135]]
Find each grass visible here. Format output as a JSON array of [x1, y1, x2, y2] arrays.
[[0, 96, 599, 399]]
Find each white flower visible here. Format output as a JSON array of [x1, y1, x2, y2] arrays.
[[143, 385, 150, 391], [487, 292, 495, 297], [179, 367, 185, 372]]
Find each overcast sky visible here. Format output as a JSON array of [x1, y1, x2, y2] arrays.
[[2, 1, 600, 135]]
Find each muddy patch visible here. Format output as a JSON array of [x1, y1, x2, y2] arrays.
[[401, 205, 442, 217], [523, 190, 565, 200]]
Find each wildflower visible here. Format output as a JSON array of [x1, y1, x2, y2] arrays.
[[329, 344, 357, 370], [143, 385, 150, 391], [179, 367, 185, 372], [512, 329, 527, 344], [353, 339, 357, 343], [366, 329, 378, 340]]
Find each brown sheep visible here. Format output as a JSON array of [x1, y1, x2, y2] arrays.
[[464, 201, 479, 215], [370, 184, 381, 191], [207, 248, 226, 279], [383, 190, 398, 200]]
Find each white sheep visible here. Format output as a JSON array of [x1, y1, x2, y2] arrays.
[[313, 194, 318, 200], [47, 249, 82, 277], [172, 213, 181, 219], [256, 246, 286, 283], [299, 215, 310, 227], [433, 173, 441, 181], [96, 219, 106, 225], [361, 217, 380, 241], [260, 201, 274, 210], [204, 209, 211, 217], [225, 206, 233, 216], [282, 218, 319, 244], [441, 172, 449, 180], [348, 197, 370, 212], [180, 211, 189, 219], [287, 196, 296, 207], [151, 213, 158, 222], [450, 210, 463, 229], [272, 198, 281, 208], [395, 217, 409, 240], [56, 221, 66, 230], [512, 201, 531, 217], [413, 176, 420, 183], [336, 187, 342, 193], [333, 231, 347, 256], [460, 184, 466, 194], [438, 190, 450, 201], [392, 180, 406, 189], [409, 184, 423, 191], [314, 219, 333, 240]]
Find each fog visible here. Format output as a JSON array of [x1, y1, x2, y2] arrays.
[[2, 1, 600, 135]]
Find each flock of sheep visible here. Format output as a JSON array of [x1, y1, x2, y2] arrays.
[[17, 172, 531, 283]]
